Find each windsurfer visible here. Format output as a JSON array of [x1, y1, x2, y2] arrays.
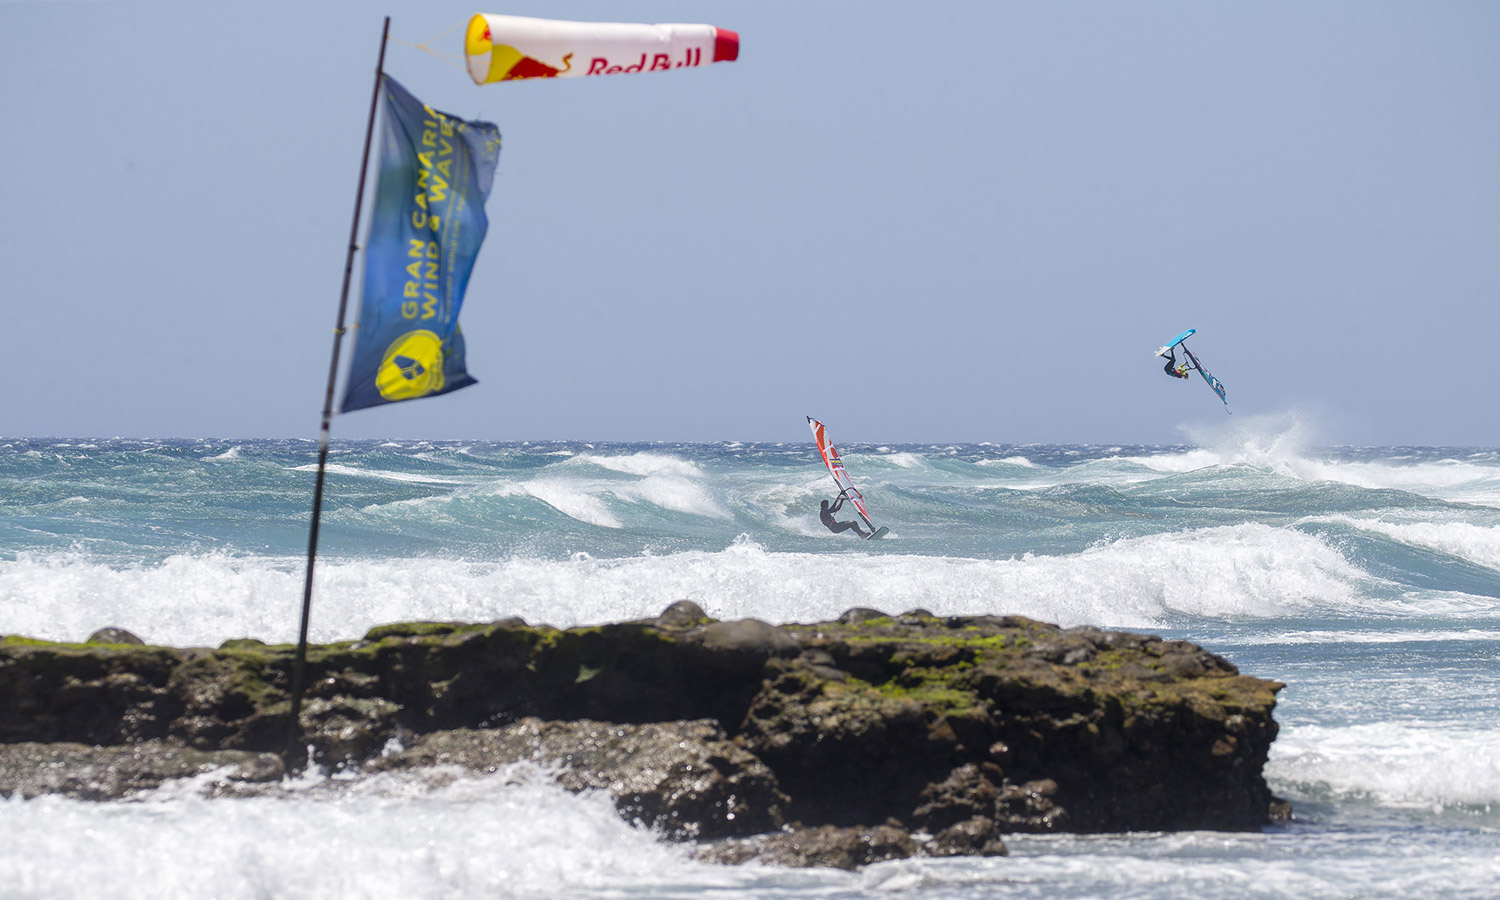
[[1161, 348, 1192, 379], [819, 496, 869, 538]]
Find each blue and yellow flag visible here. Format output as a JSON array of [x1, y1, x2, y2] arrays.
[[341, 76, 502, 413]]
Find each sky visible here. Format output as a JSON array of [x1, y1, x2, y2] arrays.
[[2, 1, 1497, 445]]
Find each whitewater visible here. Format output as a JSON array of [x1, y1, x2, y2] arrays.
[[2, 428, 1498, 898]]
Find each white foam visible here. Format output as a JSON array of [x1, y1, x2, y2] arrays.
[[572, 452, 704, 479], [1101, 415, 1500, 505], [291, 464, 468, 486], [1270, 721, 1500, 810], [765, 480, 840, 537], [612, 476, 729, 520], [1, 551, 306, 645], [511, 480, 622, 529], [1214, 627, 1500, 646], [206, 446, 242, 461], [487, 475, 728, 525], [1136, 412, 1323, 474], [0, 768, 710, 900], [858, 830, 1500, 899], [974, 457, 1175, 491], [986, 455, 1039, 468], [0, 524, 1382, 646], [879, 452, 926, 469], [1288, 459, 1500, 505], [514, 453, 731, 521], [1312, 516, 1500, 572], [347, 491, 464, 523]]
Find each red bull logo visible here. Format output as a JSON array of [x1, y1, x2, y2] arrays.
[[466, 17, 574, 82], [586, 48, 707, 76], [505, 51, 571, 80]]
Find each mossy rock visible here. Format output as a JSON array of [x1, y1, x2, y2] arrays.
[[0, 607, 1286, 832]]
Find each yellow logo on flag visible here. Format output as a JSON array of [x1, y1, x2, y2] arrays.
[[375, 330, 445, 401]]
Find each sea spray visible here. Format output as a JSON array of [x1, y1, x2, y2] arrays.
[[2, 524, 1371, 646]]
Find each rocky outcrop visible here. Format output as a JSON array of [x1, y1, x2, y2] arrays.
[[0, 603, 1290, 867], [693, 824, 922, 870], [0, 740, 283, 800], [368, 718, 787, 840]]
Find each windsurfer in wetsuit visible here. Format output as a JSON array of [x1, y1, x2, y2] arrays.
[[819, 495, 870, 538], [1161, 347, 1192, 379]]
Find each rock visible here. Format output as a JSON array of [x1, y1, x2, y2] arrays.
[[697, 618, 799, 658], [300, 696, 402, 765], [371, 718, 787, 840], [738, 658, 943, 827], [1065, 625, 1109, 646], [0, 740, 282, 800], [837, 607, 890, 625], [0, 611, 1291, 853], [86, 628, 144, 646], [911, 764, 1000, 832], [655, 601, 713, 629], [694, 824, 918, 870], [995, 778, 1069, 832], [1102, 631, 1149, 651], [924, 816, 1008, 858], [219, 638, 267, 651]]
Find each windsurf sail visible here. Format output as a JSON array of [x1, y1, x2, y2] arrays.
[[807, 416, 878, 532], [1181, 345, 1231, 413]]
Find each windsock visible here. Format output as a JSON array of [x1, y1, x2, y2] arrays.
[[465, 13, 739, 85]]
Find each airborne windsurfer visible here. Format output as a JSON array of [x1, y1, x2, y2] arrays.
[[819, 495, 870, 538], [1155, 332, 1231, 412], [1161, 348, 1192, 379]]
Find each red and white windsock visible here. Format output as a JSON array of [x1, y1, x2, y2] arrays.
[[465, 13, 739, 85]]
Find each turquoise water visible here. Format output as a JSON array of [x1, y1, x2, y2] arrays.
[[2, 432, 1498, 898]]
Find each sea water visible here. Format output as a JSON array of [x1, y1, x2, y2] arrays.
[[2, 425, 1497, 898]]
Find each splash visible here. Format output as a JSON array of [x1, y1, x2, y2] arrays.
[[1118, 411, 1321, 474], [0, 524, 1379, 646], [514, 480, 623, 529], [571, 451, 706, 479], [1271, 722, 1500, 813], [1311, 516, 1500, 573], [0, 767, 706, 900]]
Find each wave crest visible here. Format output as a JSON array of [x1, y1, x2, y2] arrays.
[[1271, 722, 1500, 812], [0, 523, 1375, 646]]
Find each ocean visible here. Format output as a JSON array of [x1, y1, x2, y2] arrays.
[[2, 430, 1498, 898]]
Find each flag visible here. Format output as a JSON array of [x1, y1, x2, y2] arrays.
[[341, 75, 502, 413]]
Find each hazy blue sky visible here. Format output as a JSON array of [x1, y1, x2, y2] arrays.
[[3, 1, 1496, 445]]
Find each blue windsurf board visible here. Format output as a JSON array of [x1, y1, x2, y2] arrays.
[[1155, 328, 1196, 358]]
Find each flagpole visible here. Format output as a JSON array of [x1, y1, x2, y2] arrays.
[[284, 15, 391, 767]]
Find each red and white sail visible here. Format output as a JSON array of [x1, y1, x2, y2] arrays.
[[807, 416, 877, 531]]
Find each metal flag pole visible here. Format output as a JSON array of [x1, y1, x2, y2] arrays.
[[284, 15, 391, 767]]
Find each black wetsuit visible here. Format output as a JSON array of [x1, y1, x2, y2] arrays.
[[1163, 349, 1191, 379], [819, 496, 869, 538]]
